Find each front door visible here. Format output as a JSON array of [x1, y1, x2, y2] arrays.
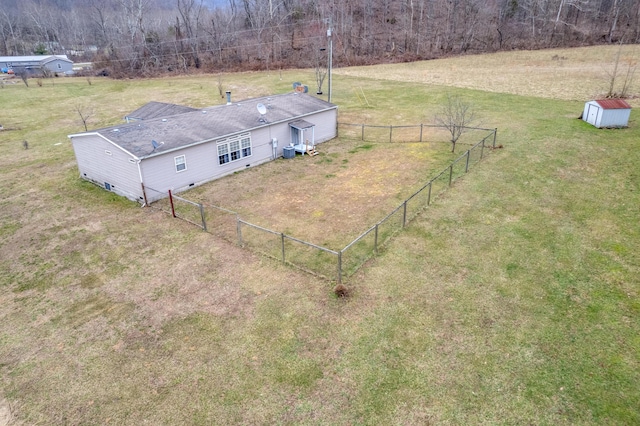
[[290, 127, 302, 146]]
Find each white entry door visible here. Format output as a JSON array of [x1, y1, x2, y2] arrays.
[[587, 105, 599, 125]]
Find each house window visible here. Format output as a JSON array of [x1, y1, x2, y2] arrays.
[[230, 140, 240, 161], [175, 155, 186, 172], [218, 144, 229, 164], [217, 134, 252, 165], [57, 63, 62, 69], [241, 137, 251, 157]]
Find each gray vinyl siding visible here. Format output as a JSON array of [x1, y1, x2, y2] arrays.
[[71, 135, 143, 201], [44, 59, 73, 73], [141, 129, 276, 200], [275, 109, 337, 155], [140, 111, 338, 200], [141, 142, 218, 199], [306, 109, 338, 143]]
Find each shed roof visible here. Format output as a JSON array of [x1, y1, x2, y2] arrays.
[[595, 99, 632, 109], [125, 101, 198, 121], [71, 92, 336, 159]]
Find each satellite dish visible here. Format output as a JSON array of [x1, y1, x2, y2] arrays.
[[257, 103, 267, 115], [151, 140, 160, 149]]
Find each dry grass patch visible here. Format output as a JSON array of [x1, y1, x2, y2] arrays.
[[182, 137, 478, 248], [336, 45, 640, 104]]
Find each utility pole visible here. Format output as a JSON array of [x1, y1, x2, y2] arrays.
[[327, 19, 333, 103]]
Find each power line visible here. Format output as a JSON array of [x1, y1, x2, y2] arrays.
[[94, 32, 331, 65]]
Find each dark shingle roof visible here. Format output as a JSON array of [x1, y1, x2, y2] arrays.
[[90, 93, 336, 159], [125, 101, 198, 121]]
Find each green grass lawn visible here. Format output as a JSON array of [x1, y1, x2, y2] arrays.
[[0, 48, 639, 425]]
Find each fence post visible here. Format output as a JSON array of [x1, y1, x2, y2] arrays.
[[402, 200, 407, 227], [493, 128, 497, 148], [449, 164, 453, 186], [465, 150, 470, 173], [361, 124, 365, 140], [281, 233, 286, 264], [427, 181, 432, 206], [168, 189, 176, 218], [337, 251, 342, 284], [199, 203, 207, 231], [237, 217, 243, 246], [389, 125, 393, 143], [420, 124, 423, 142], [374, 224, 379, 255], [481, 138, 485, 160]]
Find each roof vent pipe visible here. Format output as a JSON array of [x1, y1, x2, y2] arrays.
[[226, 91, 231, 105]]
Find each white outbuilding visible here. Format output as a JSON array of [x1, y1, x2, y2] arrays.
[[582, 99, 631, 128], [0, 55, 74, 75]]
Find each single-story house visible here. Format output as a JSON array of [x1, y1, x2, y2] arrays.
[[582, 99, 632, 128], [68, 92, 338, 203], [0, 55, 74, 75]]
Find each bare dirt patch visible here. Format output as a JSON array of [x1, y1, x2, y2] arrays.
[[0, 399, 12, 426]]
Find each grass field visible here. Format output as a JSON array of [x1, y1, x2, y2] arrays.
[[1, 46, 639, 425]]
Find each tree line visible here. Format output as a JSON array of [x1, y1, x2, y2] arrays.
[[1, 0, 639, 77]]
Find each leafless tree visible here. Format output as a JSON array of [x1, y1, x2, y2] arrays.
[[3, 0, 640, 77], [435, 94, 477, 153], [177, 0, 204, 68], [605, 44, 638, 98], [216, 73, 224, 98], [75, 103, 95, 131], [314, 47, 327, 94]]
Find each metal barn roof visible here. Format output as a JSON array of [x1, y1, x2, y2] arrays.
[[72, 92, 336, 159], [0, 55, 72, 64], [595, 99, 632, 109]]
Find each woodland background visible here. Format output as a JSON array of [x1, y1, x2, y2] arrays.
[[1, 0, 639, 76]]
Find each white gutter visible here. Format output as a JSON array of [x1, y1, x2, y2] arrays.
[[136, 158, 148, 207]]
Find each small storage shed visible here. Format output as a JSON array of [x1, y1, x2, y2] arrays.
[[583, 99, 632, 128]]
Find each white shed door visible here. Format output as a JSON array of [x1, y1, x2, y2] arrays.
[[587, 104, 599, 125]]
